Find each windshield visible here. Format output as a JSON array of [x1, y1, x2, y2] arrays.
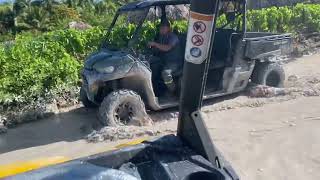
[[216, 1, 245, 31], [103, 5, 189, 53], [103, 1, 244, 50], [104, 8, 150, 50]]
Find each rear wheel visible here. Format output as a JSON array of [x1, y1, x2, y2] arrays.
[[251, 63, 285, 88], [98, 90, 150, 127]]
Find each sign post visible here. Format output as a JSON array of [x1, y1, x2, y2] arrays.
[[178, 0, 221, 162], [185, 11, 216, 64]]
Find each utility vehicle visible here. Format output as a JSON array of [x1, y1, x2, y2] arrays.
[[81, 0, 292, 126]]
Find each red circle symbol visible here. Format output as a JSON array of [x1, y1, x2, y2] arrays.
[[191, 35, 204, 46], [193, 21, 206, 33]]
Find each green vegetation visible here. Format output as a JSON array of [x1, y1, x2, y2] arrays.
[[247, 3, 320, 33], [0, 28, 105, 104], [0, 0, 131, 37], [0, 2, 320, 105]]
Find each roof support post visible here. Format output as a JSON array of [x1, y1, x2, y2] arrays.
[[178, 0, 221, 163]]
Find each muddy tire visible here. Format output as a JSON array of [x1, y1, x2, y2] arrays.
[[251, 63, 285, 88], [98, 90, 149, 127], [80, 87, 96, 108]]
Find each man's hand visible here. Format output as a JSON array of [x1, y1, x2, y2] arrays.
[[148, 41, 173, 52], [148, 41, 158, 48]]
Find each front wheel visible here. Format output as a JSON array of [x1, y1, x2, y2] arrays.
[[98, 90, 151, 127], [251, 63, 285, 88]]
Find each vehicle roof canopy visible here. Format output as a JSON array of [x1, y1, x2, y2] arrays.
[[119, 0, 190, 12], [119, 0, 246, 12]]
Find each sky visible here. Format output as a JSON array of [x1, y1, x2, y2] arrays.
[[0, 0, 12, 4]]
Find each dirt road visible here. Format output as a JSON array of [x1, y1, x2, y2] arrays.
[[0, 54, 320, 180]]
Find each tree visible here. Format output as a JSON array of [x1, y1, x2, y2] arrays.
[[0, 4, 15, 34], [94, 0, 117, 15], [13, 0, 29, 16]]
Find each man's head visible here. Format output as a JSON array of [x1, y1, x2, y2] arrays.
[[160, 20, 171, 35]]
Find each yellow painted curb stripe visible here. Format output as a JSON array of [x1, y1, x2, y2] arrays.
[[0, 156, 70, 178], [0, 138, 148, 178], [115, 138, 147, 149]]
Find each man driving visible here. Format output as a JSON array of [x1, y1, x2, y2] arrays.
[[148, 19, 183, 94]]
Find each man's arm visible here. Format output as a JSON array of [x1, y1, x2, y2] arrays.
[[148, 34, 179, 52], [148, 42, 173, 52]]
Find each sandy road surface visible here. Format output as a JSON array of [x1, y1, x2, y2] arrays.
[[207, 97, 320, 180], [0, 54, 320, 180]]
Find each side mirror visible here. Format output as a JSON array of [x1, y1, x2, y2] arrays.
[[226, 12, 236, 23]]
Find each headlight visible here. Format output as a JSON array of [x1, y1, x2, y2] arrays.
[[101, 66, 115, 73]]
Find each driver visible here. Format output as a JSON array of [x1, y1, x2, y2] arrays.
[[148, 20, 182, 94]]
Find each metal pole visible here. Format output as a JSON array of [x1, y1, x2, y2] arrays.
[[178, 0, 220, 159], [243, 0, 247, 34]]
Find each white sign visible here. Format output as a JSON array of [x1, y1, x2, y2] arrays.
[[185, 11, 215, 64]]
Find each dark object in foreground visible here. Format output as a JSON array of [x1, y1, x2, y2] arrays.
[[8, 135, 238, 180]]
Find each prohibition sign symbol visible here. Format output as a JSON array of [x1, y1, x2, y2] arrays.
[[193, 21, 206, 33], [191, 35, 204, 46]]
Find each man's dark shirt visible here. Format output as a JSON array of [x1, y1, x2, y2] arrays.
[[157, 32, 182, 65]]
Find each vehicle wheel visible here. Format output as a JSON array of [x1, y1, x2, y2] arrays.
[[80, 87, 97, 108], [251, 63, 285, 88], [98, 90, 149, 127]]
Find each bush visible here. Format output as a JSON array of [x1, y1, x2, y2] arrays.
[[0, 27, 106, 104], [247, 3, 320, 33], [0, 4, 14, 35], [291, 3, 320, 33]]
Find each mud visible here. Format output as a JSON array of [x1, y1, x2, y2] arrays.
[[85, 62, 320, 143], [87, 126, 159, 142], [86, 124, 176, 143], [248, 81, 320, 98], [1, 101, 58, 128], [203, 77, 319, 114], [86, 80, 320, 143], [86, 108, 180, 142], [292, 33, 320, 57], [0, 87, 80, 128]]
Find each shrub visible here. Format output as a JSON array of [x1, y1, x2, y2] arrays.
[[0, 27, 105, 104], [291, 3, 320, 33], [247, 3, 320, 33]]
